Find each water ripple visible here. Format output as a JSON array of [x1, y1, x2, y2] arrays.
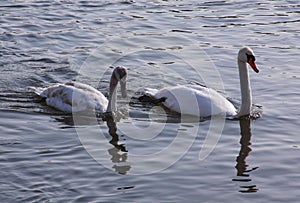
[[1, 0, 300, 202]]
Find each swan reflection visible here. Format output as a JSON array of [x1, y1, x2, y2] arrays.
[[105, 113, 131, 175], [53, 112, 131, 175], [232, 118, 259, 193]]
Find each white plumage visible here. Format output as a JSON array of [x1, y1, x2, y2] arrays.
[[35, 82, 108, 113], [35, 66, 128, 113], [144, 84, 236, 117], [142, 47, 259, 118]]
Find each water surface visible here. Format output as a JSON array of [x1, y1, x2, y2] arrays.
[[1, 0, 299, 202]]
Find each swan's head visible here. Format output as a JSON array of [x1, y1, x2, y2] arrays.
[[238, 47, 259, 73], [113, 66, 128, 97]]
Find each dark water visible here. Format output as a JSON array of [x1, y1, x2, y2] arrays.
[[1, 0, 300, 202]]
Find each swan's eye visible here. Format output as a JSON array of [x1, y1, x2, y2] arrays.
[[246, 53, 255, 63]]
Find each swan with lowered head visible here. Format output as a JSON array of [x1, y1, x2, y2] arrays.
[[35, 66, 128, 113], [141, 47, 259, 118]]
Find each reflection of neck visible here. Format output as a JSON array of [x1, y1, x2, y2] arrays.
[[239, 119, 252, 145], [107, 73, 118, 113], [236, 119, 252, 176], [236, 60, 252, 117], [106, 113, 130, 174], [106, 113, 117, 136], [106, 114, 127, 153]]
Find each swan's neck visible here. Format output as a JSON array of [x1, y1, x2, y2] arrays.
[[236, 60, 252, 117], [106, 74, 118, 113]]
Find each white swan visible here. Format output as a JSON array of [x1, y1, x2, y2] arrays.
[[35, 66, 128, 113], [142, 47, 259, 118]]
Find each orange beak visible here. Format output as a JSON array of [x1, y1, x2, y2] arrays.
[[248, 58, 259, 73]]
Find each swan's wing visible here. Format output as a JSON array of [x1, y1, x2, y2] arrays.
[[69, 84, 109, 112], [35, 83, 109, 113], [44, 84, 88, 112], [192, 86, 237, 116], [46, 96, 73, 112], [154, 85, 236, 117], [65, 81, 103, 96], [66, 82, 109, 111], [33, 84, 62, 98], [40, 84, 88, 112], [60, 84, 109, 113], [155, 86, 204, 115], [88, 92, 108, 112]]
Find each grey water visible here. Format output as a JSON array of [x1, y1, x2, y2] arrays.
[[1, 0, 299, 202]]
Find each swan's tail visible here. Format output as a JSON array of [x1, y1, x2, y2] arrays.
[[28, 86, 47, 98], [143, 88, 159, 97], [138, 88, 166, 104]]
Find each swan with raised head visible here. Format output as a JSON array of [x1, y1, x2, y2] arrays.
[[141, 47, 259, 118], [35, 66, 128, 113]]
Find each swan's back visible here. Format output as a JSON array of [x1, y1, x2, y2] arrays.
[[36, 82, 108, 113], [147, 85, 236, 117]]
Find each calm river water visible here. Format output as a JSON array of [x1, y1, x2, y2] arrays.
[[1, 0, 299, 202]]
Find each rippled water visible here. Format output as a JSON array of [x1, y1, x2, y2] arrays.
[[1, 0, 300, 202]]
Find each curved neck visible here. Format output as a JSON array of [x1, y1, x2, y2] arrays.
[[106, 73, 118, 113], [236, 60, 252, 117]]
